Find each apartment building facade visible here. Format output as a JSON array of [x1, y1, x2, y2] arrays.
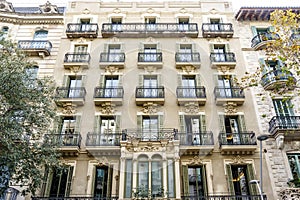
[[3, 0, 296, 200]]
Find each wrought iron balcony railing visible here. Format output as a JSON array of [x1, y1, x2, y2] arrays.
[[44, 133, 82, 147], [178, 131, 214, 145], [86, 132, 121, 146], [210, 52, 236, 63], [261, 69, 296, 88], [251, 32, 280, 48], [123, 128, 177, 141], [56, 87, 87, 99], [101, 23, 198, 33], [176, 86, 206, 98], [214, 87, 245, 99], [18, 40, 52, 54], [94, 87, 124, 98], [32, 197, 119, 200], [136, 86, 165, 98], [99, 53, 125, 62], [218, 132, 257, 145], [66, 23, 99, 33], [181, 195, 267, 200], [138, 52, 162, 62], [269, 116, 300, 135], [64, 52, 91, 63], [202, 23, 233, 32], [175, 52, 201, 62]]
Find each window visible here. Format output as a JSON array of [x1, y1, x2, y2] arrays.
[[145, 18, 156, 31], [42, 166, 74, 197], [226, 164, 257, 196], [111, 18, 122, 31], [273, 99, 296, 128], [287, 154, 300, 181], [217, 75, 236, 97], [33, 30, 48, 40], [209, 18, 221, 30], [213, 44, 226, 61], [80, 18, 91, 31], [0, 26, 8, 39], [251, 26, 274, 36], [178, 44, 192, 62], [124, 160, 133, 198], [60, 116, 76, 134], [178, 18, 189, 31], [144, 44, 157, 62], [108, 44, 122, 62], [142, 116, 158, 140], [181, 75, 196, 97], [219, 115, 246, 144], [63, 75, 85, 98], [182, 165, 207, 197], [143, 75, 158, 97], [179, 115, 206, 145], [99, 75, 122, 98], [94, 166, 113, 198]]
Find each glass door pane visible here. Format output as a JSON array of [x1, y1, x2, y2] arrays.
[[144, 76, 158, 97], [142, 117, 158, 140], [105, 76, 119, 97], [94, 167, 108, 198], [68, 78, 82, 98], [182, 76, 196, 97], [151, 161, 162, 197], [188, 167, 206, 197]]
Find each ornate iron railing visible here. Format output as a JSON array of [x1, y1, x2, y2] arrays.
[[64, 53, 91, 63], [44, 133, 82, 147], [210, 52, 236, 63], [178, 131, 214, 145], [135, 86, 165, 98], [66, 23, 99, 33], [214, 87, 245, 99], [251, 32, 280, 48], [261, 69, 296, 88], [94, 87, 124, 98], [175, 52, 200, 62], [101, 23, 198, 33], [32, 197, 119, 200], [56, 87, 86, 99], [86, 132, 121, 146], [99, 53, 125, 62], [123, 128, 177, 141], [202, 23, 233, 33], [218, 132, 257, 145], [18, 40, 52, 52], [176, 87, 206, 98], [269, 116, 300, 135], [138, 52, 162, 62], [181, 195, 267, 200]]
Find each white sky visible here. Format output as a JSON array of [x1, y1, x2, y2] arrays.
[[6, 0, 300, 10]]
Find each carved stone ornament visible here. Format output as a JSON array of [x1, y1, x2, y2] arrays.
[[70, 66, 81, 74], [113, 8, 121, 14], [145, 37, 156, 43], [188, 156, 203, 165], [99, 103, 115, 115], [97, 156, 109, 166], [182, 65, 196, 73], [83, 8, 90, 14], [77, 37, 87, 43], [142, 102, 159, 114], [180, 37, 191, 43], [223, 102, 237, 115], [39, 1, 59, 14], [147, 8, 155, 14], [183, 102, 200, 114], [144, 66, 156, 73], [0, 0, 14, 12], [179, 8, 187, 13], [209, 8, 218, 14], [62, 103, 77, 115], [110, 37, 120, 43], [126, 145, 161, 152], [105, 66, 119, 74], [231, 155, 245, 164], [218, 65, 231, 74]]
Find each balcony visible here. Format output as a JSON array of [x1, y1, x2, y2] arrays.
[[291, 33, 300, 41], [175, 52, 201, 68], [99, 53, 125, 69], [93, 87, 124, 106], [66, 23, 98, 38], [55, 87, 86, 106], [18, 40, 52, 57], [218, 132, 257, 155], [214, 87, 245, 106], [101, 23, 198, 38], [123, 128, 176, 142], [86, 132, 121, 156], [261, 69, 296, 90], [137, 52, 163, 68], [182, 195, 267, 200], [202, 23, 234, 38], [178, 131, 214, 155], [251, 32, 280, 50], [32, 197, 119, 200], [210, 53, 236, 69], [176, 86, 206, 106], [45, 133, 81, 156], [279, 187, 300, 200], [269, 116, 300, 140], [63, 52, 91, 70], [135, 86, 165, 105]]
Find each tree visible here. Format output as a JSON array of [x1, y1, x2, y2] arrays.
[[0, 37, 61, 196]]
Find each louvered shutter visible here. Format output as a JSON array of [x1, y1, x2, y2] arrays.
[[94, 115, 101, 133], [246, 164, 259, 195], [182, 165, 189, 196], [226, 164, 235, 195], [75, 115, 81, 134], [199, 114, 206, 132], [65, 166, 74, 197], [202, 165, 208, 196], [238, 115, 247, 132], [225, 43, 230, 53], [115, 115, 121, 132]]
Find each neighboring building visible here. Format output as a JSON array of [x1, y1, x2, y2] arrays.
[[0, 0, 65, 199], [236, 6, 300, 200]]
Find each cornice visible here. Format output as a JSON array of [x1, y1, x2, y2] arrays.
[[0, 13, 64, 25]]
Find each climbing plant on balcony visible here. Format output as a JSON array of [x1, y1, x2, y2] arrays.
[[0, 36, 61, 196]]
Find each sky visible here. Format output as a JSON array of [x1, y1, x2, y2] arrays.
[[6, 0, 300, 10]]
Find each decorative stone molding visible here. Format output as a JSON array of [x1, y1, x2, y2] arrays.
[[231, 155, 246, 164], [99, 103, 116, 115], [181, 65, 196, 74], [83, 8, 90, 14], [276, 134, 284, 150], [188, 156, 204, 166], [223, 102, 237, 115], [0, 0, 14, 12], [218, 65, 231, 74], [183, 102, 200, 114], [105, 66, 119, 74], [144, 66, 157, 73], [279, 188, 300, 200], [77, 37, 87, 43], [39, 1, 59, 14], [180, 37, 191, 43], [110, 37, 120, 43], [62, 103, 77, 115], [69, 66, 81, 74], [142, 102, 159, 114], [145, 37, 156, 43], [97, 156, 109, 166], [126, 145, 161, 152]]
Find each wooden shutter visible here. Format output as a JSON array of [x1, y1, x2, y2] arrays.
[[202, 165, 208, 196], [94, 115, 101, 133], [107, 166, 113, 197], [251, 26, 258, 36], [75, 115, 81, 133], [225, 164, 235, 195], [118, 74, 123, 86], [246, 164, 258, 195], [138, 74, 144, 86], [195, 74, 201, 87], [139, 43, 144, 52], [157, 74, 162, 86], [192, 43, 197, 53], [104, 43, 108, 52], [55, 116, 63, 134], [63, 75, 70, 87], [115, 115, 121, 132], [218, 114, 225, 132], [225, 44, 230, 53], [99, 75, 105, 87], [65, 166, 74, 197], [137, 115, 142, 131], [238, 115, 247, 132], [158, 115, 163, 130], [199, 114, 206, 132], [176, 43, 181, 52], [179, 114, 186, 132], [156, 43, 161, 53], [43, 168, 53, 196], [81, 75, 86, 87], [182, 165, 189, 196], [209, 44, 215, 53]]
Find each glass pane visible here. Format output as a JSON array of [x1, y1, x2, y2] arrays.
[[167, 160, 175, 197], [188, 167, 205, 196], [125, 160, 133, 198], [138, 162, 149, 189], [151, 161, 162, 197], [94, 167, 108, 198], [231, 165, 249, 196], [288, 154, 300, 181]]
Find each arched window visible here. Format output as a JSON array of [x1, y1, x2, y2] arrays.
[[33, 30, 48, 40]]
